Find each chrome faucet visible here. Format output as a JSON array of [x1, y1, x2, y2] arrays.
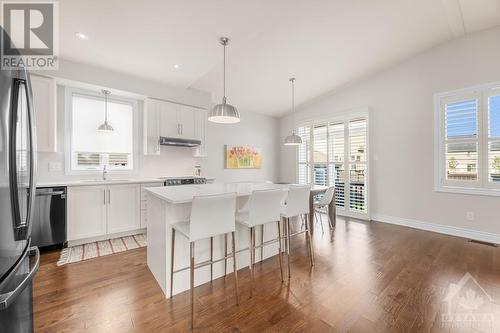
[[102, 165, 108, 180]]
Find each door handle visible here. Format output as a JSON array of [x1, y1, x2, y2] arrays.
[[0, 246, 40, 310], [108, 189, 111, 204]]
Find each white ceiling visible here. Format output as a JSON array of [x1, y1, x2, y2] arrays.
[[60, 0, 500, 117]]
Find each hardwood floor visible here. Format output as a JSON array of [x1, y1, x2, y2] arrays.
[[33, 217, 500, 332]]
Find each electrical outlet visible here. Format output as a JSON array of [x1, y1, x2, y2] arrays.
[[48, 162, 62, 172], [466, 211, 474, 221]]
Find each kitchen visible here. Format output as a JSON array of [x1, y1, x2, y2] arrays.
[[2, 1, 500, 332]]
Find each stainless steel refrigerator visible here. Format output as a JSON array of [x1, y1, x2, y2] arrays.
[[0, 27, 40, 333]]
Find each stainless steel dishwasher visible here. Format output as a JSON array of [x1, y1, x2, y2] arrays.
[[32, 187, 67, 248]]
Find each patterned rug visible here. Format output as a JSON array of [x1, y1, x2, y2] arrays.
[[57, 234, 147, 266]]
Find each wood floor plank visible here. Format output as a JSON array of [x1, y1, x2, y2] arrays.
[[33, 217, 500, 332]]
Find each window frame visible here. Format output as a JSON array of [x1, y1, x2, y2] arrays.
[[434, 82, 500, 196], [64, 87, 139, 176], [295, 110, 370, 220]]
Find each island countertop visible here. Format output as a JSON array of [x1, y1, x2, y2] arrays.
[[144, 182, 289, 204]]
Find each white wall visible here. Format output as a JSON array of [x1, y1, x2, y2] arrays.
[[199, 110, 279, 183], [280, 27, 500, 239], [35, 60, 279, 183]]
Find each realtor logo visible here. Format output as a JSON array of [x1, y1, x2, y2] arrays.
[[441, 272, 495, 330], [1, 1, 58, 69]]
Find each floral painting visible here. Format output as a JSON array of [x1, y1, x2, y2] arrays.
[[225, 146, 262, 169]]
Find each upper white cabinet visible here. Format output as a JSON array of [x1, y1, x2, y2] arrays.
[[178, 105, 195, 139], [143, 98, 207, 156], [194, 109, 208, 157], [31, 75, 57, 152], [143, 98, 161, 155], [159, 101, 180, 138]]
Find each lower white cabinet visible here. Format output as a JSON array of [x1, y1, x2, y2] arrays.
[[67, 183, 141, 241], [67, 186, 107, 241], [107, 184, 141, 234]]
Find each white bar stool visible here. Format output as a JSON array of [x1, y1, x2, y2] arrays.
[[170, 192, 238, 329], [235, 189, 287, 296], [313, 186, 335, 234], [281, 185, 314, 278]]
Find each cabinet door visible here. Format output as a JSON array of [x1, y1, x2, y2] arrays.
[[67, 186, 107, 241], [107, 184, 140, 234], [143, 99, 160, 155], [178, 105, 195, 139], [160, 101, 180, 138], [194, 109, 207, 157], [31, 75, 57, 152]]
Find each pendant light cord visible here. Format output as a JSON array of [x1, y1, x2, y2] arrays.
[[223, 41, 226, 102], [104, 91, 108, 122]]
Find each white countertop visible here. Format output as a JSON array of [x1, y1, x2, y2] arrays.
[[145, 182, 293, 204], [36, 178, 165, 187]]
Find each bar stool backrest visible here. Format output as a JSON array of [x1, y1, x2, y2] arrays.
[[318, 186, 335, 206], [190, 192, 237, 242], [246, 189, 287, 227], [283, 185, 310, 217]]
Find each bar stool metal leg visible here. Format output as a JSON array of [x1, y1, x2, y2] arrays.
[[231, 231, 239, 305], [260, 224, 264, 262], [276, 220, 284, 282], [286, 218, 291, 279], [190, 241, 195, 330], [306, 214, 315, 266], [210, 237, 213, 281], [170, 228, 175, 298], [248, 227, 254, 297], [319, 210, 324, 234], [224, 234, 228, 278]]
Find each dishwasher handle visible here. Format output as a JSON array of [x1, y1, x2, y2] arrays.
[[36, 189, 66, 196]]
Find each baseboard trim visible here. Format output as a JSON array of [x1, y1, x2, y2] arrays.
[[371, 213, 500, 245], [67, 228, 146, 247]]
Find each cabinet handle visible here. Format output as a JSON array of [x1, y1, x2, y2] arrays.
[[103, 189, 106, 205], [108, 189, 111, 204], [181, 124, 183, 135]]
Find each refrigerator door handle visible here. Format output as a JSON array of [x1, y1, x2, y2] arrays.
[[25, 75, 37, 239], [0, 246, 40, 311]]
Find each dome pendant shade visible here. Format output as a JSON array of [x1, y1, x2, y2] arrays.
[[208, 97, 240, 124], [97, 121, 114, 132], [284, 133, 302, 145], [97, 90, 114, 133], [209, 37, 240, 124]]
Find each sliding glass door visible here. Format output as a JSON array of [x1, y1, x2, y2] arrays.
[[297, 114, 369, 219]]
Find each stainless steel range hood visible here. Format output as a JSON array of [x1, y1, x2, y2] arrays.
[[159, 137, 201, 147]]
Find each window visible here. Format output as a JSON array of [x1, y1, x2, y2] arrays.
[[296, 114, 369, 218], [66, 88, 137, 173], [435, 83, 500, 195]]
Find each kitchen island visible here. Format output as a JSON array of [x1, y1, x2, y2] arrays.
[[145, 182, 287, 297]]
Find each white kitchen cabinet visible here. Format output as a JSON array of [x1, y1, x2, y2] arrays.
[[160, 101, 180, 138], [178, 105, 195, 139], [31, 75, 57, 152], [194, 109, 208, 157], [107, 184, 141, 233], [67, 186, 107, 241], [143, 98, 161, 155]]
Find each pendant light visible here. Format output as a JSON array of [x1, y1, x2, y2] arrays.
[[97, 90, 114, 132], [284, 78, 302, 145], [208, 37, 240, 124]]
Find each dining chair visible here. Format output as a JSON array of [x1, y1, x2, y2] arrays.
[[313, 186, 335, 233]]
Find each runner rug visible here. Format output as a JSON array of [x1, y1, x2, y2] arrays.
[[57, 234, 146, 266]]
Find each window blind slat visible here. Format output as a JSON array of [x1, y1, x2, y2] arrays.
[[445, 99, 478, 139]]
